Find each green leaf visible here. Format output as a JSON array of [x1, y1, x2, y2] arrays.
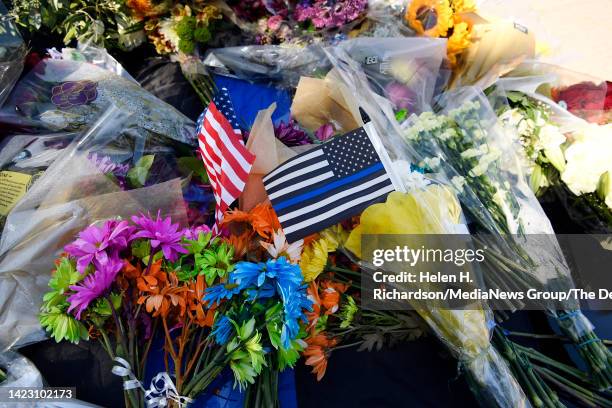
[[41, 291, 68, 311], [39, 308, 89, 343], [240, 318, 256, 339], [265, 302, 283, 349], [278, 339, 304, 370], [48, 257, 81, 293], [178, 157, 209, 183], [184, 231, 211, 254], [91, 293, 121, 316], [63, 25, 77, 43], [127, 155, 155, 188], [131, 239, 151, 260]]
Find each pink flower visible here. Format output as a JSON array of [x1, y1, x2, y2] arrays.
[[385, 81, 417, 111], [183, 224, 212, 241], [67, 258, 124, 319], [267, 15, 283, 31], [314, 123, 334, 141], [65, 220, 133, 274], [131, 212, 189, 261]]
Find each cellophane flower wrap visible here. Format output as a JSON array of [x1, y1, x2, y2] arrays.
[[321, 48, 530, 407], [399, 87, 612, 393]]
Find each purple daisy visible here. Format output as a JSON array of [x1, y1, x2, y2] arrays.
[[65, 220, 134, 274], [67, 258, 124, 319], [131, 212, 189, 262]]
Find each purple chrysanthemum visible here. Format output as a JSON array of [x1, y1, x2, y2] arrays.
[[67, 258, 124, 319], [88, 153, 129, 176], [65, 220, 134, 274], [131, 212, 189, 261], [274, 119, 311, 146]]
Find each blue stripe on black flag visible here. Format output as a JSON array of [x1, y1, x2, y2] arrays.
[[263, 125, 395, 243], [273, 163, 384, 211]]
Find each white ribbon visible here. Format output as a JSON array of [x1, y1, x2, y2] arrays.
[[112, 357, 144, 391], [111, 357, 194, 408]]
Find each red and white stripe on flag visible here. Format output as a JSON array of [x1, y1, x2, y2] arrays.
[[197, 102, 255, 234]]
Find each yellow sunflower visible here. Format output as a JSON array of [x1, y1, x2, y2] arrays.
[[446, 21, 471, 66], [450, 0, 476, 13], [405, 0, 453, 38]]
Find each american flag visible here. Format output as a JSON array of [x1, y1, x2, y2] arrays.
[[197, 88, 255, 234], [263, 125, 396, 243]]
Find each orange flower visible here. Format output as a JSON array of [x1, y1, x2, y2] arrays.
[[137, 270, 188, 318], [319, 280, 349, 314], [186, 275, 215, 327], [303, 333, 338, 381], [127, 0, 153, 16], [223, 204, 280, 239], [223, 231, 251, 260], [306, 281, 322, 329]]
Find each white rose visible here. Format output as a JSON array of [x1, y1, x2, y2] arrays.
[[561, 124, 612, 195]]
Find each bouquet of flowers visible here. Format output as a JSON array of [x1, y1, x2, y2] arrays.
[[399, 90, 612, 401], [403, 0, 476, 67], [492, 88, 612, 234], [298, 224, 428, 381], [224, 0, 369, 45]]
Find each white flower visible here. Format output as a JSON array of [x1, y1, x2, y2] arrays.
[[158, 19, 181, 52], [492, 187, 520, 234], [260, 229, 303, 263], [450, 176, 466, 193], [469, 147, 501, 177], [422, 156, 441, 170], [536, 124, 565, 151], [561, 124, 612, 196], [499, 109, 524, 130]]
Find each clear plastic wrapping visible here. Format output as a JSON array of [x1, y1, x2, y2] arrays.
[[0, 51, 195, 143], [0, 350, 43, 387], [0, 107, 190, 350], [203, 37, 447, 117], [319, 48, 532, 407], [0, 4, 27, 108]]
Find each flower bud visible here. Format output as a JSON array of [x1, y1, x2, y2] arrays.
[[544, 145, 566, 172], [530, 164, 549, 194], [597, 171, 612, 210]]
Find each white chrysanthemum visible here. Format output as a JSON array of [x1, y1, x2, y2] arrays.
[[260, 230, 303, 263], [158, 19, 181, 52], [561, 124, 612, 196]]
